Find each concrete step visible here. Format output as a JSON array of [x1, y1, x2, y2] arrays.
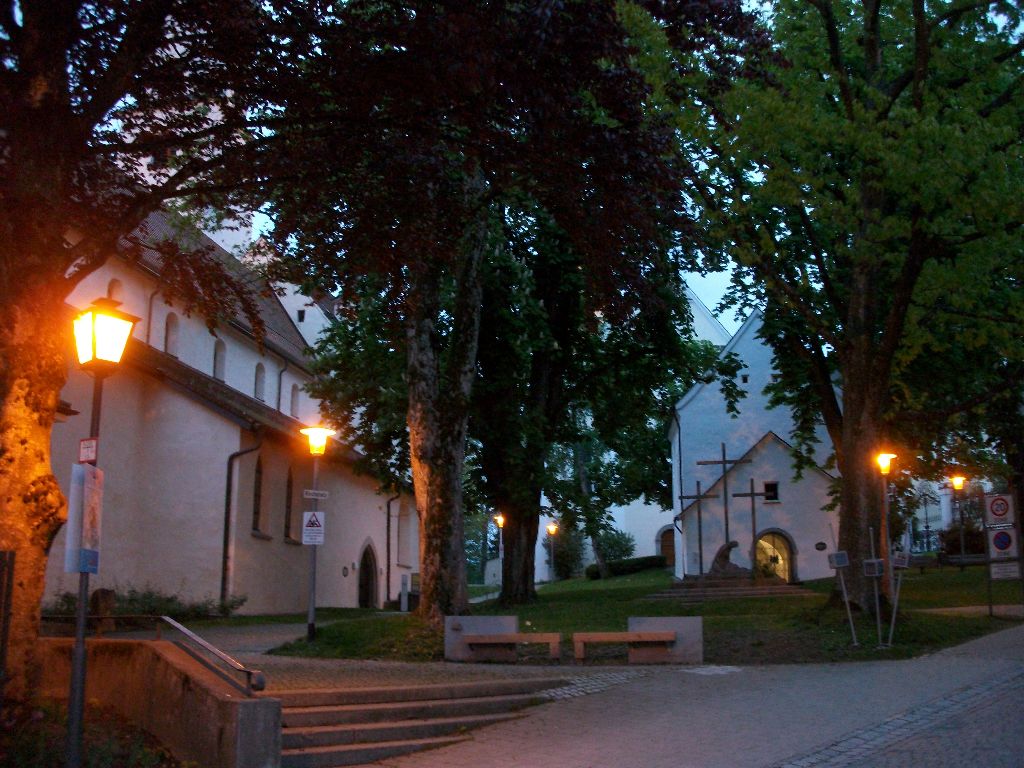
[[282, 711, 521, 749], [282, 692, 544, 728], [272, 677, 565, 708], [281, 734, 468, 768]]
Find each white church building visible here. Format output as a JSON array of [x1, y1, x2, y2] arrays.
[[45, 211, 418, 615]]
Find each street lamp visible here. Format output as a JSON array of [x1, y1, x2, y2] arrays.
[[494, 514, 505, 560], [876, 452, 897, 596], [951, 474, 967, 571], [67, 298, 138, 768], [546, 522, 558, 581], [300, 425, 335, 641]]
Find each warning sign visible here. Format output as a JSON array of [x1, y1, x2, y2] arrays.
[[984, 494, 1015, 527], [302, 511, 325, 545]]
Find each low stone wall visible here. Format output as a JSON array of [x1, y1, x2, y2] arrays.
[[38, 638, 280, 768]]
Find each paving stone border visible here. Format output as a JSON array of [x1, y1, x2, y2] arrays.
[[541, 669, 652, 699], [766, 665, 1024, 768]]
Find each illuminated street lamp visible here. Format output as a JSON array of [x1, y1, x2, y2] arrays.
[[494, 514, 505, 560], [301, 425, 336, 641], [546, 522, 558, 581], [951, 474, 967, 571], [67, 298, 138, 768], [876, 452, 897, 597]]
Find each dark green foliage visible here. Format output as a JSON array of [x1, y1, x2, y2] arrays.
[[551, 526, 587, 581], [940, 525, 986, 557], [585, 555, 667, 580], [44, 588, 246, 622], [593, 528, 636, 563]]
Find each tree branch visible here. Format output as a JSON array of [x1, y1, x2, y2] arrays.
[[805, 0, 856, 119]]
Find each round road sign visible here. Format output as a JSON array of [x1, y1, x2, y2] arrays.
[[990, 497, 1010, 518], [993, 531, 1013, 551]]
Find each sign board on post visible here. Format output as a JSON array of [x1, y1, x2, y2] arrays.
[[78, 438, 97, 464], [303, 489, 329, 501], [987, 528, 1021, 580], [302, 511, 325, 545], [64, 463, 103, 574], [984, 494, 1016, 527]]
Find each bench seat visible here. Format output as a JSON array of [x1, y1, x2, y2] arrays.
[[464, 632, 562, 659], [572, 631, 675, 661]]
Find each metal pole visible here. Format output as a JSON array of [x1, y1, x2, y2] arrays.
[[67, 374, 103, 768], [957, 488, 966, 572], [307, 456, 319, 642], [880, 478, 892, 598], [870, 525, 882, 647], [887, 569, 903, 647], [838, 569, 858, 646], [749, 478, 757, 581], [721, 443, 730, 544], [697, 482, 704, 577]]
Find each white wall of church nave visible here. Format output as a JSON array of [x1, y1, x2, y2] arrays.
[[47, 368, 240, 603], [67, 260, 320, 424]]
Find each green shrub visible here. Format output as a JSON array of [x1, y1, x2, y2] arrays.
[[43, 587, 246, 621], [594, 528, 636, 562], [585, 554, 667, 580]]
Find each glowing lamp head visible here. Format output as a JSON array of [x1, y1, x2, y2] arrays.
[[300, 425, 336, 455], [951, 475, 966, 491], [876, 453, 897, 475], [546, 522, 558, 537], [494, 514, 505, 529], [73, 298, 139, 373]]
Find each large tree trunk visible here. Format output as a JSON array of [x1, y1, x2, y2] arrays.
[[406, 198, 488, 626], [498, 498, 540, 605], [0, 294, 69, 703]]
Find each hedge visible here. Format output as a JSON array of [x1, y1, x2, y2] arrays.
[[585, 555, 667, 580]]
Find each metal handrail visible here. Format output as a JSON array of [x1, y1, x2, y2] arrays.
[[158, 616, 266, 695]]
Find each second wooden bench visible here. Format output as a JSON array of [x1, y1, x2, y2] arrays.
[[573, 631, 675, 661]]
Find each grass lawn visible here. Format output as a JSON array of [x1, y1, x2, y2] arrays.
[[269, 566, 1023, 664]]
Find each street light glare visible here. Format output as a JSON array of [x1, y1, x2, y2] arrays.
[[876, 452, 897, 475], [300, 426, 336, 455], [494, 514, 505, 528], [546, 522, 558, 536], [951, 475, 966, 491], [73, 300, 138, 368]]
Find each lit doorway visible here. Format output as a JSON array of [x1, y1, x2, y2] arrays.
[[755, 532, 793, 582]]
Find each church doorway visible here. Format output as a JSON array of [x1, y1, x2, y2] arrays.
[[358, 546, 378, 609], [755, 532, 793, 582], [658, 528, 675, 569]]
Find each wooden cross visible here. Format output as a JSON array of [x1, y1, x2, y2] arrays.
[[733, 478, 768, 581], [696, 443, 751, 544], [679, 481, 717, 577]]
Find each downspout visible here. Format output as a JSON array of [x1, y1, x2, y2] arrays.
[[144, 288, 160, 345], [385, 494, 400, 602], [222, 438, 262, 607]]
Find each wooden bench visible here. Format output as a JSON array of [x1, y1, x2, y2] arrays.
[[573, 631, 676, 661], [464, 632, 562, 660]]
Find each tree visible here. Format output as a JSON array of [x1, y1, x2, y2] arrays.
[[261, 0, 682, 624], [0, 1, 292, 701], [666, 0, 1024, 607]]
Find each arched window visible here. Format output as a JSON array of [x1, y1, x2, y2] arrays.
[[254, 363, 266, 401], [284, 467, 294, 539], [164, 313, 179, 357], [213, 339, 226, 381], [106, 279, 124, 302], [252, 456, 264, 532], [290, 383, 300, 418]]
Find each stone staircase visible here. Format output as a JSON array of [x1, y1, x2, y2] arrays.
[[276, 677, 566, 767], [644, 577, 819, 604]]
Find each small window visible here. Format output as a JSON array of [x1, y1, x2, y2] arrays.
[[290, 383, 300, 418], [213, 339, 226, 381], [297, 309, 306, 323], [164, 313, 179, 357], [252, 456, 264, 532], [741, 374, 749, 384], [284, 468, 294, 539], [764, 482, 780, 502], [254, 363, 266, 401]]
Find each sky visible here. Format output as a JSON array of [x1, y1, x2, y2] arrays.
[[685, 270, 744, 334]]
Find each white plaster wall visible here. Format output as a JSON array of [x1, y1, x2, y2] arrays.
[[278, 287, 333, 348], [678, 437, 839, 582]]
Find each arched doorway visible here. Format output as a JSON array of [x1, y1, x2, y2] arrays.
[[755, 532, 793, 582], [658, 528, 676, 570], [358, 546, 378, 609]]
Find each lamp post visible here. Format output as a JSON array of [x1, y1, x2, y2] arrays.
[[494, 514, 505, 560], [546, 522, 558, 582], [876, 452, 897, 597], [951, 474, 966, 571], [67, 298, 138, 768], [300, 425, 335, 642]]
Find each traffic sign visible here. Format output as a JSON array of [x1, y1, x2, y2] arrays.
[[302, 511, 325, 545], [303, 489, 329, 501], [986, 526, 1021, 581], [984, 494, 1015, 527], [78, 438, 97, 464]]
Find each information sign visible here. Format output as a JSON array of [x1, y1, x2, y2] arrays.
[[828, 551, 849, 569], [303, 489, 329, 501], [64, 463, 103, 574], [302, 511, 325, 545], [78, 438, 98, 464]]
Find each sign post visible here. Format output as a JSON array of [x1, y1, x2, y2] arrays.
[[983, 494, 1022, 617]]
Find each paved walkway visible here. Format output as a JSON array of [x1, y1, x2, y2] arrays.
[[183, 615, 1024, 767]]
